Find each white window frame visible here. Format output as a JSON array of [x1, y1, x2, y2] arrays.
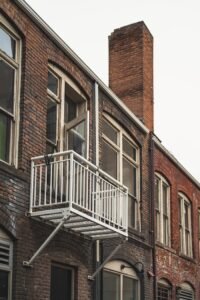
[[179, 193, 193, 257], [0, 14, 21, 167], [47, 64, 89, 158], [0, 229, 13, 300], [102, 114, 140, 230], [103, 260, 140, 300], [155, 173, 170, 246]]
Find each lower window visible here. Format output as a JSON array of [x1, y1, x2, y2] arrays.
[[103, 260, 140, 300], [50, 264, 74, 300]]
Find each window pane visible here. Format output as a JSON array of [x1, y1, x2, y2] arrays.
[[123, 157, 136, 197], [48, 71, 58, 95], [102, 119, 118, 144], [0, 270, 9, 300], [123, 276, 138, 300], [157, 285, 170, 300], [123, 137, 136, 161], [50, 265, 72, 300], [0, 27, 16, 59], [102, 140, 118, 179], [103, 271, 120, 300], [155, 177, 160, 210], [47, 99, 57, 144], [68, 121, 86, 157], [0, 60, 15, 113], [184, 202, 189, 229], [128, 195, 136, 228], [65, 96, 77, 123], [162, 183, 168, 215], [0, 112, 11, 162]]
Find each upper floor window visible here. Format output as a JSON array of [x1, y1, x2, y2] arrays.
[[157, 279, 172, 300], [0, 229, 13, 300], [47, 65, 88, 157], [102, 115, 140, 229], [179, 193, 193, 257], [155, 173, 170, 246], [103, 260, 140, 300], [0, 15, 21, 166]]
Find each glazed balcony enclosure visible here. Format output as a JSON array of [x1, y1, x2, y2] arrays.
[[29, 150, 128, 240]]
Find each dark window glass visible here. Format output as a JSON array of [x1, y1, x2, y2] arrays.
[[0, 112, 11, 162], [0, 27, 16, 59], [103, 271, 120, 300], [50, 265, 73, 300], [123, 137, 136, 161], [128, 196, 136, 228], [68, 121, 86, 157], [65, 96, 77, 123], [123, 276, 138, 300], [0, 270, 9, 300], [123, 157, 136, 197], [48, 72, 58, 95], [0, 60, 15, 113], [158, 285, 170, 300], [47, 99, 57, 144], [102, 119, 118, 144], [102, 140, 118, 179]]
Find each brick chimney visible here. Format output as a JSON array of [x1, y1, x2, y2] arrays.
[[109, 21, 154, 131]]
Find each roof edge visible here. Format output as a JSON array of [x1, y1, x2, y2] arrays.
[[14, 0, 149, 134]]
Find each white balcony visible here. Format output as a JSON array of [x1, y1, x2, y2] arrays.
[[29, 150, 128, 239]]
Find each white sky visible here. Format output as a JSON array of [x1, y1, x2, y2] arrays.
[[26, 0, 200, 181]]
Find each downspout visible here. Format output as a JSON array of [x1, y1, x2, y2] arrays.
[[149, 131, 157, 299], [94, 82, 100, 300]]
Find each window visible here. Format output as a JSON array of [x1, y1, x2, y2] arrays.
[[47, 65, 88, 157], [155, 174, 170, 246], [102, 115, 140, 229], [157, 279, 171, 300], [50, 264, 74, 300], [103, 260, 140, 300], [179, 193, 193, 257], [0, 15, 21, 166], [0, 229, 13, 300], [177, 282, 194, 300]]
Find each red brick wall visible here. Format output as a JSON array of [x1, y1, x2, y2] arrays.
[[154, 144, 200, 299], [109, 22, 154, 131]]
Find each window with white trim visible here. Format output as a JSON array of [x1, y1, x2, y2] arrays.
[[177, 282, 194, 300], [50, 263, 74, 300], [155, 173, 170, 246], [179, 193, 193, 257], [0, 15, 21, 166], [0, 229, 13, 300], [102, 115, 140, 229], [47, 65, 88, 157], [157, 279, 172, 300], [103, 260, 140, 300]]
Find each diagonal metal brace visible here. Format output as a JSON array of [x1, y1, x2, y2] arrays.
[[23, 215, 70, 267], [88, 238, 126, 280]]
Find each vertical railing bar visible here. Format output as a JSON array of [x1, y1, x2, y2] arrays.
[[34, 165, 37, 207], [38, 165, 42, 206], [49, 163, 53, 205], [65, 159, 69, 203], [44, 165, 47, 206], [85, 168, 88, 210], [76, 163, 79, 205], [83, 166, 85, 210], [54, 160, 58, 204], [30, 160, 35, 213], [80, 164, 82, 207], [60, 158, 63, 203], [69, 152, 74, 210]]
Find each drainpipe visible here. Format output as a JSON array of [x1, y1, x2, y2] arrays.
[[149, 132, 157, 299]]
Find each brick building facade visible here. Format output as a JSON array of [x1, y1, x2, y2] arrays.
[[0, 1, 199, 300]]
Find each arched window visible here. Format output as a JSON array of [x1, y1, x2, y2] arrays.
[[155, 173, 170, 245], [103, 260, 140, 300], [47, 64, 88, 158], [0, 14, 21, 166], [178, 193, 193, 257], [102, 115, 140, 230], [177, 282, 194, 300], [157, 278, 172, 300], [0, 228, 13, 300]]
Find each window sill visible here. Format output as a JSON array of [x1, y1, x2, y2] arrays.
[[156, 241, 176, 254], [0, 160, 28, 182], [179, 253, 196, 264]]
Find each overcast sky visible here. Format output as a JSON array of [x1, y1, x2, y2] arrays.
[[26, 0, 200, 181]]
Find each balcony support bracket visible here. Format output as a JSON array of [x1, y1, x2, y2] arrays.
[[88, 238, 127, 280], [23, 212, 70, 267]]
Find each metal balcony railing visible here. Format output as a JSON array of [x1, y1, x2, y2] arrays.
[[29, 151, 128, 239]]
